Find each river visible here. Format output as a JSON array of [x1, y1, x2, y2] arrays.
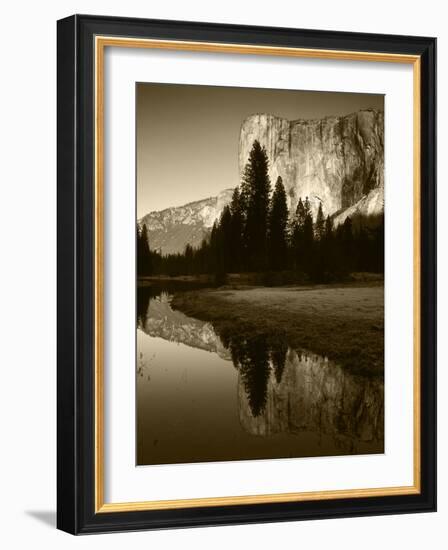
[[136, 282, 384, 465]]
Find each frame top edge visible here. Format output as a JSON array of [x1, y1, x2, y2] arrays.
[[58, 14, 436, 49]]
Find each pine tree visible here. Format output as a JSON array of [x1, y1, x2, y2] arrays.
[[302, 201, 315, 276], [310, 202, 326, 281], [296, 197, 306, 226], [324, 215, 334, 239], [315, 202, 325, 241], [291, 196, 314, 275], [334, 216, 354, 276], [209, 221, 219, 275], [290, 197, 306, 245], [241, 140, 271, 271], [137, 223, 152, 276], [304, 196, 312, 218], [184, 244, 194, 275], [290, 198, 302, 270], [268, 176, 289, 270], [229, 187, 244, 271], [218, 205, 233, 274], [322, 215, 335, 278]]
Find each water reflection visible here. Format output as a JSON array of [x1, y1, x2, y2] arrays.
[[221, 331, 289, 417], [234, 334, 271, 417], [137, 283, 384, 463], [238, 349, 384, 452]]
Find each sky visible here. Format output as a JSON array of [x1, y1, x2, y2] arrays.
[[136, 83, 384, 217]]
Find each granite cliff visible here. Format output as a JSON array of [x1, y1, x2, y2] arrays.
[[239, 109, 384, 220]]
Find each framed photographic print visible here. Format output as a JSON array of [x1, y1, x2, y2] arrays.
[[57, 15, 436, 534]]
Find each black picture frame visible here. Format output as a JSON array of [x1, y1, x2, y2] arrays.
[[57, 14, 436, 534]]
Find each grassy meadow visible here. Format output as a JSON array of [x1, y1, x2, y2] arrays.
[[172, 282, 384, 377]]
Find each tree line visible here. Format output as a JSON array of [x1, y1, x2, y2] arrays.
[[137, 140, 384, 282]]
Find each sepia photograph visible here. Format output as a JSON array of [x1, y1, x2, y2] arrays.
[[54, 11, 436, 536], [136, 82, 385, 466]]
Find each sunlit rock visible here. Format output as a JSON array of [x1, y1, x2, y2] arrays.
[[239, 109, 384, 222], [139, 189, 234, 254]]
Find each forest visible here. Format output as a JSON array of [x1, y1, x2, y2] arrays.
[[137, 140, 384, 283]]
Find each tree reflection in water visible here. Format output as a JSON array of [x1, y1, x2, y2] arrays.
[[136, 285, 384, 450], [231, 335, 270, 417], [219, 329, 290, 417], [136, 285, 153, 330], [271, 338, 288, 384], [138, 286, 292, 417]]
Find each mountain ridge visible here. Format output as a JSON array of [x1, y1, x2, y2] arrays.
[[139, 188, 234, 254]]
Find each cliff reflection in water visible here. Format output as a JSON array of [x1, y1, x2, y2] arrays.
[[137, 284, 384, 457], [220, 330, 383, 452]]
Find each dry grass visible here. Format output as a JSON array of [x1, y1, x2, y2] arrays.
[[172, 283, 384, 376]]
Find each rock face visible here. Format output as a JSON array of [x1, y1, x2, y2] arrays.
[[139, 189, 233, 254], [239, 109, 384, 220], [238, 349, 384, 453]]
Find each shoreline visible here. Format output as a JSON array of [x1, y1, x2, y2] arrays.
[[138, 271, 384, 288]]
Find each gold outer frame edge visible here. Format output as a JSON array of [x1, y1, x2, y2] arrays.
[[94, 36, 422, 514]]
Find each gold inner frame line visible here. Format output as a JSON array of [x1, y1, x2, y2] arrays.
[[94, 35, 421, 514]]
